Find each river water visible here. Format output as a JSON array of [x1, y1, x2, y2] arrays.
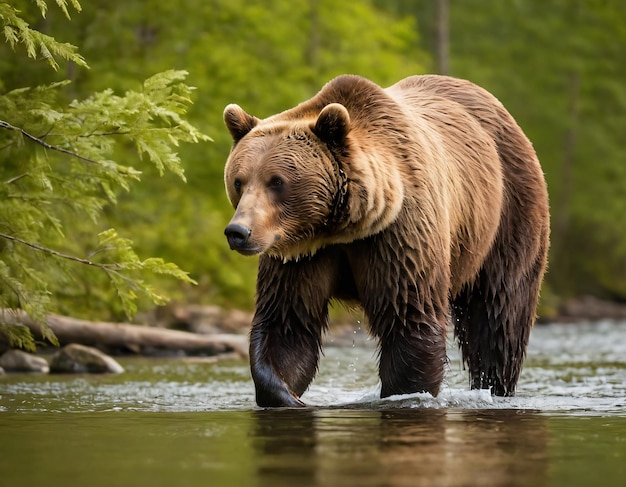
[[1, 321, 625, 486]]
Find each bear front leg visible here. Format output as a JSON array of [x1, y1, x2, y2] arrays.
[[377, 319, 447, 398], [361, 280, 448, 398], [250, 324, 319, 407], [250, 253, 336, 407], [350, 235, 450, 399]]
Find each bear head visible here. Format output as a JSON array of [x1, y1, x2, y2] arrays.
[[223, 103, 354, 261]]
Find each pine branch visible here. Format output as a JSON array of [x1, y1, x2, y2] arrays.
[[0, 231, 146, 314], [0, 231, 120, 271], [0, 119, 99, 165], [0, 230, 195, 317], [0, 3, 87, 70], [0, 3, 208, 342]]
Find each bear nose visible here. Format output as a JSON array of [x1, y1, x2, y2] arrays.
[[224, 223, 252, 250]]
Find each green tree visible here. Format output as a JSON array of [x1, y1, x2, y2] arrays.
[[6, 0, 428, 311], [450, 1, 626, 301], [0, 1, 209, 349], [386, 0, 626, 305]]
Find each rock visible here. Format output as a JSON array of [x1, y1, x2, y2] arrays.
[[147, 303, 252, 334], [0, 366, 5, 375], [0, 349, 50, 373], [50, 343, 124, 374], [551, 295, 626, 323]]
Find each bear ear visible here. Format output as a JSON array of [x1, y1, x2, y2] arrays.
[[224, 104, 259, 142], [313, 103, 351, 146]]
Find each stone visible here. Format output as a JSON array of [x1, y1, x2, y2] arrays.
[[0, 349, 50, 373], [50, 343, 124, 374]]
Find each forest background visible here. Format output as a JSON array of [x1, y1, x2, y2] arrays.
[[1, 0, 625, 327]]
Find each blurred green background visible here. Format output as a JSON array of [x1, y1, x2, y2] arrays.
[[2, 0, 624, 320]]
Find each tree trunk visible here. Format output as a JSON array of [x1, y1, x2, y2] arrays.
[[0, 310, 248, 357], [552, 71, 580, 289], [556, 71, 580, 244], [435, 0, 450, 75]]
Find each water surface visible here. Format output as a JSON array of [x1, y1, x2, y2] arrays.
[[1, 321, 625, 486]]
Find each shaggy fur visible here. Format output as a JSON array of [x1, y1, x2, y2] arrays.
[[223, 74, 549, 407]]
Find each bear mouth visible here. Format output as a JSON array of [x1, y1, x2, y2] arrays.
[[225, 238, 263, 255], [234, 246, 263, 256]]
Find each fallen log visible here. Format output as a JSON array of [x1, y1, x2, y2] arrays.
[[0, 309, 248, 358]]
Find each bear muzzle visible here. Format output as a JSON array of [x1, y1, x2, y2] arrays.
[[224, 222, 254, 252]]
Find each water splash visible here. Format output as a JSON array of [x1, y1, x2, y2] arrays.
[[304, 321, 626, 415], [1, 321, 625, 415]]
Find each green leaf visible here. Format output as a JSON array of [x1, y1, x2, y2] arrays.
[[0, 3, 87, 70], [0, 5, 209, 335], [0, 323, 37, 352]]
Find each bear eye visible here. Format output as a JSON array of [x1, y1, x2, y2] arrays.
[[233, 178, 242, 193], [269, 176, 283, 189]]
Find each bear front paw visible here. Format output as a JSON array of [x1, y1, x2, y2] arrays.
[[256, 385, 306, 408]]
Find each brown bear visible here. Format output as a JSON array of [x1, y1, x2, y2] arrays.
[[223, 74, 549, 408]]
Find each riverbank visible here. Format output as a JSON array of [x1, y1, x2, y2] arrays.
[[2, 296, 625, 362], [146, 295, 626, 332], [538, 295, 626, 324]]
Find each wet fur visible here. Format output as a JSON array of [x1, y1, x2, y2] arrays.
[[224, 74, 549, 407]]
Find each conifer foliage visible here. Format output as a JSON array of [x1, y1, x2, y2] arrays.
[[0, 1, 209, 349]]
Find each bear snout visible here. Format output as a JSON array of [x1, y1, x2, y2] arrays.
[[224, 223, 252, 252]]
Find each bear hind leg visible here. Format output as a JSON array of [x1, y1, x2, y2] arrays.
[[452, 252, 544, 396]]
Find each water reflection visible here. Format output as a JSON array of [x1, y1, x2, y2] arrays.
[[1, 408, 623, 487], [251, 408, 548, 487]]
